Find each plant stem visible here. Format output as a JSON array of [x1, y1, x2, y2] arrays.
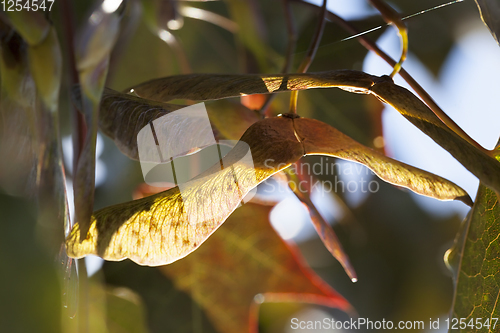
[[77, 259, 89, 333], [259, 0, 297, 117], [60, 0, 89, 331], [60, 0, 86, 167], [293, 0, 490, 155], [368, 0, 408, 77], [289, 0, 327, 114]]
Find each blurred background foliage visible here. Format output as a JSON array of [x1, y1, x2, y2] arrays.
[[0, 0, 489, 332]]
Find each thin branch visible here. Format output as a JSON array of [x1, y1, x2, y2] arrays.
[[259, 0, 297, 117], [281, 0, 298, 74], [60, 1, 88, 330], [289, 0, 327, 114], [61, 0, 86, 169], [77, 259, 89, 333], [293, 0, 490, 155], [368, 0, 408, 77]]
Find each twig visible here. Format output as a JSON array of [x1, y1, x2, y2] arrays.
[[77, 259, 89, 333], [293, 0, 490, 155], [61, 0, 86, 168], [60, 0, 88, 330], [280, 0, 297, 74], [368, 0, 408, 77], [289, 0, 327, 114], [259, 0, 297, 117]]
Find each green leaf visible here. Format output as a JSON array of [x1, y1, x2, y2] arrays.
[[225, 0, 270, 71], [449, 182, 500, 332], [475, 0, 500, 45], [105, 287, 149, 333]]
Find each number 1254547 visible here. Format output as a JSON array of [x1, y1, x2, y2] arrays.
[[2, 0, 55, 12], [446, 317, 498, 330]]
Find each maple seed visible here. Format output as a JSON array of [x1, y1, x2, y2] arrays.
[[66, 116, 471, 271]]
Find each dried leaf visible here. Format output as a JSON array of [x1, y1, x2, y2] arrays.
[[96, 88, 260, 160], [159, 202, 352, 333], [128, 71, 374, 102], [286, 165, 357, 282], [475, 0, 500, 45], [66, 116, 470, 266], [294, 117, 473, 206], [129, 70, 500, 193]]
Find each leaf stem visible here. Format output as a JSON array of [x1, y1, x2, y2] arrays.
[[289, 0, 327, 114]]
